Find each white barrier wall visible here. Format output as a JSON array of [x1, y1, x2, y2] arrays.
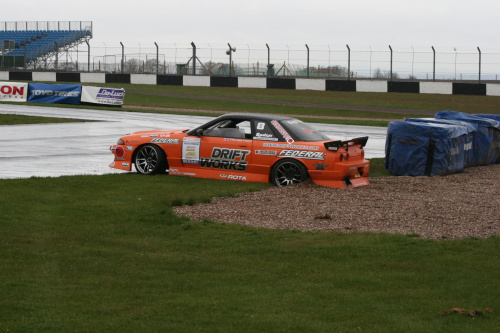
[[32, 72, 56, 82], [0, 71, 9, 80], [487, 83, 500, 96], [420, 82, 453, 95], [131, 74, 157, 85], [296, 78, 326, 91], [80, 73, 106, 84], [357, 80, 387, 93], [183, 75, 210, 87], [238, 77, 266, 89]]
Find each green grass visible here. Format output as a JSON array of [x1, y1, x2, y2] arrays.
[[0, 113, 88, 125], [0, 174, 498, 332]]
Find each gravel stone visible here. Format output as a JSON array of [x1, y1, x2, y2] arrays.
[[173, 164, 500, 240]]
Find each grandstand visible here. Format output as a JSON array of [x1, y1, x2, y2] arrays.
[[0, 21, 92, 69]]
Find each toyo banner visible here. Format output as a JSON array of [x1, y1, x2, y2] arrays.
[[28, 83, 82, 104], [0, 82, 28, 102], [81, 86, 125, 106]]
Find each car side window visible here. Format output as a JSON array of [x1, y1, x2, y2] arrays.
[[252, 120, 279, 141], [203, 120, 247, 139]]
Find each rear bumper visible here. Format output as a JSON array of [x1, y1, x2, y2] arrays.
[[308, 159, 370, 188]]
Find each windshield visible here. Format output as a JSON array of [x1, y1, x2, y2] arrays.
[[279, 119, 330, 141]]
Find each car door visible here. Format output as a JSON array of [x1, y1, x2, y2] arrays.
[[181, 119, 253, 177]]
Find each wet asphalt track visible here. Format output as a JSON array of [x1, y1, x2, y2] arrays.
[[0, 104, 387, 179]]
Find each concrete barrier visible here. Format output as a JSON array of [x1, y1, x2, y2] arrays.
[[183, 75, 210, 87], [32, 72, 56, 82], [357, 80, 387, 93], [420, 82, 453, 95], [296, 78, 325, 91], [80, 73, 106, 84], [487, 83, 500, 96], [238, 77, 266, 89], [131, 74, 157, 85]]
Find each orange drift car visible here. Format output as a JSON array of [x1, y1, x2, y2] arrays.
[[110, 113, 370, 188]]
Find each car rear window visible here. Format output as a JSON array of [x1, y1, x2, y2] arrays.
[[279, 119, 329, 141]]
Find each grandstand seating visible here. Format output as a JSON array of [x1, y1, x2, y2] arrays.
[[1, 29, 91, 64]]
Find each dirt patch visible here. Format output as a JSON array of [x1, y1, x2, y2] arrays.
[[174, 164, 500, 240]]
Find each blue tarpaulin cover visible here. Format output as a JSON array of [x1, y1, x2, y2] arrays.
[[385, 120, 468, 176], [436, 111, 500, 165], [474, 114, 500, 122], [405, 118, 477, 168]]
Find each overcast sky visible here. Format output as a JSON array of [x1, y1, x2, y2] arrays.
[[3, 0, 499, 51]]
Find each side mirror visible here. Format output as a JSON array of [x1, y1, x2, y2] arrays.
[[195, 128, 204, 136]]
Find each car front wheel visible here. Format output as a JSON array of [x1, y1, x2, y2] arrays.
[[271, 159, 308, 187], [134, 144, 167, 175]]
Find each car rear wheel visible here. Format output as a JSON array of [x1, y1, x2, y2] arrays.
[[271, 159, 308, 187], [134, 144, 167, 175]]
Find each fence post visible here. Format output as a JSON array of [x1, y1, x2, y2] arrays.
[[389, 45, 393, 81], [54, 41, 58, 71], [85, 40, 90, 72], [227, 43, 236, 77], [305, 44, 310, 78], [477, 46, 481, 82], [431, 46, 435, 81], [266, 43, 270, 77], [155, 42, 159, 74], [120, 42, 124, 74], [191, 42, 197, 75], [346, 44, 350, 80]]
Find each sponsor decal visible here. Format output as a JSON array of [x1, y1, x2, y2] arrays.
[[182, 137, 201, 164], [223, 138, 252, 143], [220, 174, 247, 181], [97, 88, 125, 99], [169, 168, 196, 176], [256, 122, 266, 130], [126, 146, 134, 150], [31, 90, 80, 97], [150, 134, 158, 137], [253, 136, 278, 141], [183, 136, 202, 142], [312, 163, 329, 170], [263, 143, 320, 150], [278, 150, 325, 160], [302, 128, 313, 134], [271, 120, 294, 144], [150, 138, 180, 144], [126, 140, 138, 143], [200, 147, 250, 171], [255, 150, 277, 155], [81, 86, 125, 106], [122, 162, 130, 167]]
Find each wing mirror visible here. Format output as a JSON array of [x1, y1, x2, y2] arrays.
[[195, 129, 204, 136]]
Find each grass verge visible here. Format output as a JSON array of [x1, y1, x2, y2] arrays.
[[0, 174, 498, 332]]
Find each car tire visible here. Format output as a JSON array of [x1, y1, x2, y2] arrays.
[[134, 144, 167, 175], [271, 159, 308, 187]]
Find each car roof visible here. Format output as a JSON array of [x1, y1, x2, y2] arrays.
[[187, 113, 296, 135], [215, 113, 294, 122]]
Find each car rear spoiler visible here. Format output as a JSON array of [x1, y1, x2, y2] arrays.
[[324, 136, 369, 151]]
